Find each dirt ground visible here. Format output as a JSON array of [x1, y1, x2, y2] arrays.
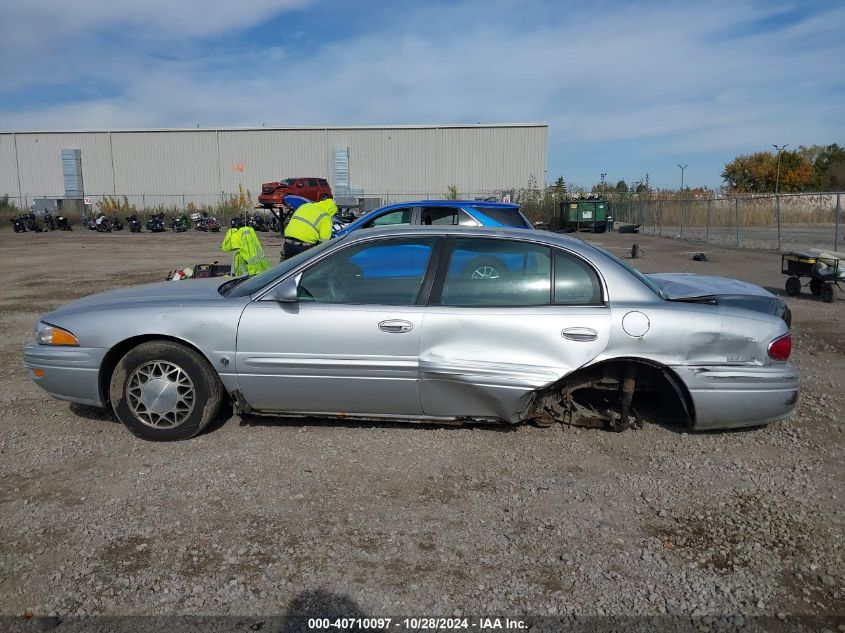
[[0, 227, 842, 626]]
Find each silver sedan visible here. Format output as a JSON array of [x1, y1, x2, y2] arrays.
[[24, 227, 798, 441]]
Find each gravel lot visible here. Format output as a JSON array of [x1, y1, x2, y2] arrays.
[[0, 228, 842, 628]]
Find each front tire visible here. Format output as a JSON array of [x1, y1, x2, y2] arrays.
[[109, 341, 222, 441]]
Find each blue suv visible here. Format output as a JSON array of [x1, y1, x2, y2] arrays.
[[333, 200, 532, 238]]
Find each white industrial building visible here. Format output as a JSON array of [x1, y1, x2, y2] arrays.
[[0, 124, 547, 209]]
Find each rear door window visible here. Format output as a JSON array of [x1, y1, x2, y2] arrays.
[[469, 205, 531, 228], [438, 238, 551, 306], [421, 207, 459, 225]]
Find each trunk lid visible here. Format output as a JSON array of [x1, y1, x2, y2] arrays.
[[648, 273, 790, 324]]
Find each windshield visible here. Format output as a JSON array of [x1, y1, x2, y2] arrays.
[[220, 239, 338, 297], [583, 242, 665, 298], [280, 178, 296, 186], [470, 205, 531, 228]]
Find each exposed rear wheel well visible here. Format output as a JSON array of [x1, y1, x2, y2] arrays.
[[525, 358, 694, 431], [98, 335, 222, 407]]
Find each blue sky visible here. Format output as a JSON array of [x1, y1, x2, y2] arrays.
[[1, 0, 843, 190]]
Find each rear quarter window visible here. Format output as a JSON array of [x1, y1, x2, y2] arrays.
[[554, 250, 603, 304]]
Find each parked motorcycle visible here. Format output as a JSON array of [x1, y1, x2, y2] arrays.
[[247, 212, 268, 232], [126, 214, 142, 233], [146, 213, 166, 232], [171, 214, 189, 232], [192, 211, 221, 232], [42, 212, 57, 231], [56, 214, 72, 231], [10, 215, 27, 233], [93, 214, 112, 232], [23, 213, 41, 232], [267, 213, 281, 233], [109, 215, 124, 231]]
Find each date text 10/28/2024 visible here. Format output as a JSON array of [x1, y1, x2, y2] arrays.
[[307, 617, 527, 630]]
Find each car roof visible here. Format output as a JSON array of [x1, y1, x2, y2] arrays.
[[345, 200, 523, 228], [340, 225, 596, 256], [378, 200, 520, 209]]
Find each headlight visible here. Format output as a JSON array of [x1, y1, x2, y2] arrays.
[[36, 322, 79, 346]]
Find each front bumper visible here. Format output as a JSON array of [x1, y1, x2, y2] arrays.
[[24, 342, 107, 407], [258, 193, 287, 205], [673, 363, 799, 430]]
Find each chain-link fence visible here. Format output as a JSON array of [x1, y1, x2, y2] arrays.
[[0, 190, 508, 229], [610, 192, 843, 253], [2, 190, 843, 253]]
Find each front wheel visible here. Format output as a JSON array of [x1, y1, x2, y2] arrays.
[[109, 341, 222, 441]]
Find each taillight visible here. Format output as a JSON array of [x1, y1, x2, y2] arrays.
[[768, 333, 792, 361]]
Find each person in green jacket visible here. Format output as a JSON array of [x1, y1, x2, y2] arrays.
[[281, 198, 337, 261], [221, 225, 270, 276]]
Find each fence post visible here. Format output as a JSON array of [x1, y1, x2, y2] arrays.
[[775, 194, 782, 251], [836, 193, 841, 250], [735, 198, 740, 247], [142, 192, 146, 211], [706, 198, 712, 243], [182, 193, 186, 209], [658, 201, 663, 236]]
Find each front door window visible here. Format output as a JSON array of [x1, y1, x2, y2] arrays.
[[298, 237, 437, 305]]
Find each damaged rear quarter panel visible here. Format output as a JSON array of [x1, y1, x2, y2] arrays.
[[590, 301, 782, 369]]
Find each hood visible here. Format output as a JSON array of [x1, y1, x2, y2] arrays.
[[648, 273, 790, 325], [262, 181, 287, 193], [44, 278, 230, 319]]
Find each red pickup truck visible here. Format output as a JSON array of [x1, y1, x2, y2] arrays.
[[258, 177, 333, 208]]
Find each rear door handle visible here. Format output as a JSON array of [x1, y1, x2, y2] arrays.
[[379, 319, 414, 333], [561, 327, 598, 342]]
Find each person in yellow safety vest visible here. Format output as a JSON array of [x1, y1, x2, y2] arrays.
[[281, 197, 337, 261], [221, 225, 271, 276]]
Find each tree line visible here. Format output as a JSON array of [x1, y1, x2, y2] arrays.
[[721, 144, 845, 193]]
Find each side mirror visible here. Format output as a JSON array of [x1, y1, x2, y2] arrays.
[[273, 275, 300, 302]]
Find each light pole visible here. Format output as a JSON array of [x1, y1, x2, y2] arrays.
[[773, 144, 788, 250], [600, 172, 607, 191], [773, 144, 788, 195], [677, 164, 688, 193], [678, 164, 688, 237]]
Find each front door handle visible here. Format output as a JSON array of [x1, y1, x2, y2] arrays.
[[379, 319, 414, 334], [561, 327, 598, 342]]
